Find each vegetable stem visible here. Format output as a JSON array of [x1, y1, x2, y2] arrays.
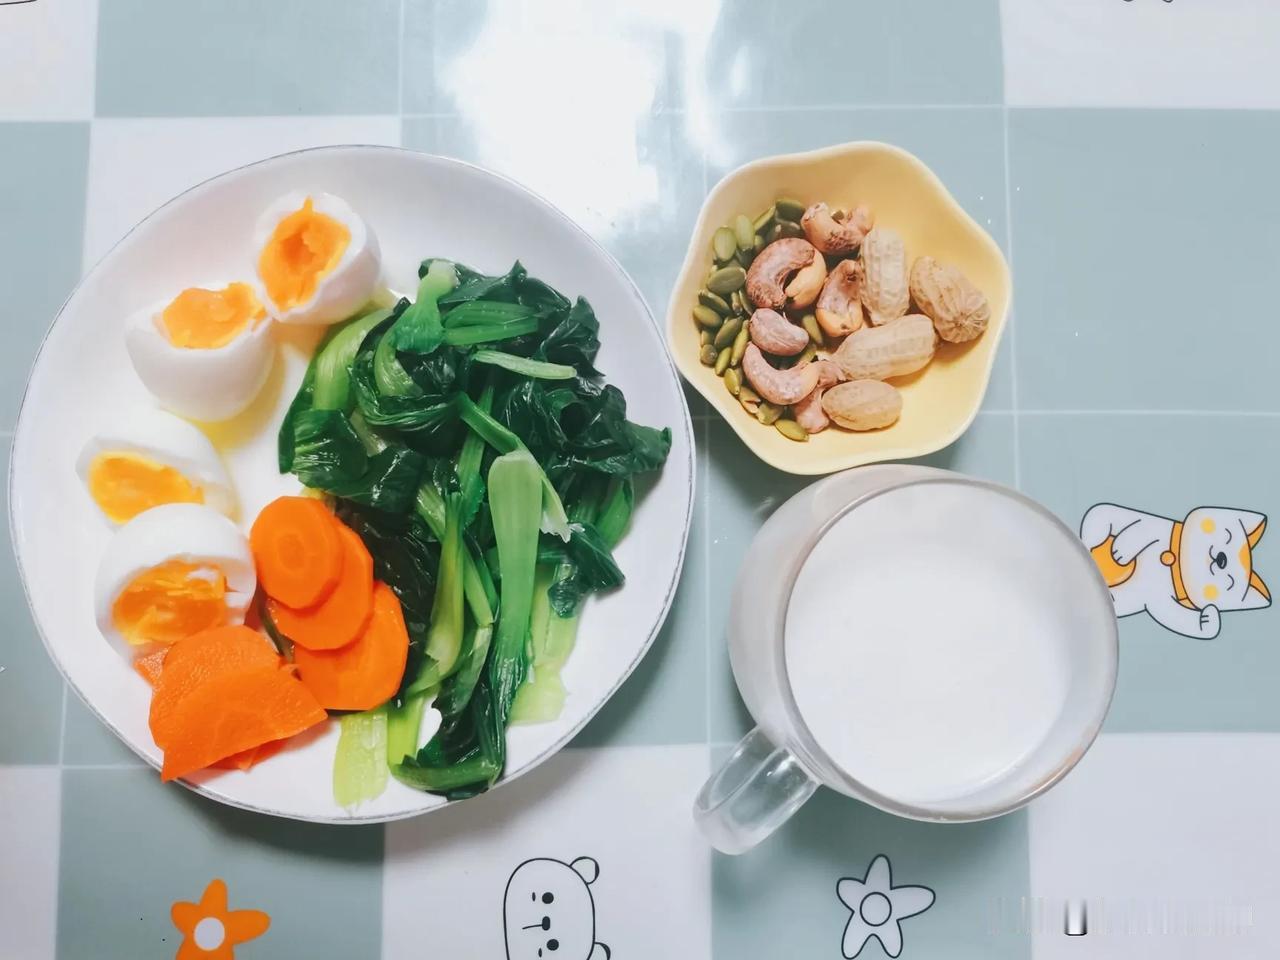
[[313, 308, 391, 410], [455, 394, 571, 540], [486, 450, 544, 730], [387, 689, 432, 765], [425, 494, 465, 677], [391, 260, 459, 354], [373, 330, 420, 397], [440, 317, 539, 347], [471, 350, 576, 381]]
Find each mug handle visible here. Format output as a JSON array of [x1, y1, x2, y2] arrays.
[[693, 727, 818, 854]]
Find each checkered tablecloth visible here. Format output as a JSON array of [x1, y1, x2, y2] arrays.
[[3, 1, 1279, 957]]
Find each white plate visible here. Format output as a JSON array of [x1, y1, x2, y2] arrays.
[[9, 146, 694, 823]]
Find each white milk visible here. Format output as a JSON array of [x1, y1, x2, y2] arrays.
[[784, 481, 1073, 805]]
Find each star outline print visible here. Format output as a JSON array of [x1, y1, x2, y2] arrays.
[[836, 854, 935, 959]]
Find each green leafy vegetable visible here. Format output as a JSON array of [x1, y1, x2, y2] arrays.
[[279, 257, 670, 799], [425, 494, 466, 676], [472, 350, 576, 381], [387, 689, 430, 766], [456, 393, 570, 540], [443, 300, 536, 328], [484, 450, 544, 725], [441, 316, 540, 347], [373, 324, 421, 397], [536, 296, 601, 376], [542, 521, 625, 617], [313, 307, 392, 410], [333, 707, 389, 808], [291, 409, 368, 488], [391, 259, 458, 353]]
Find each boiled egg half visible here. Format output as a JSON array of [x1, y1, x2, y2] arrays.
[[126, 281, 275, 422], [94, 503, 256, 658], [253, 192, 381, 325], [76, 406, 235, 525]]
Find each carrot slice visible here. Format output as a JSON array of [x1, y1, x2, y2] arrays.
[[213, 738, 287, 771], [267, 522, 374, 651], [250, 496, 343, 609], [133, 649, 168, 687], [293, 582, 410, 711], [160, 665, 326, 781], [214, 746, 259, 771], [149, 625, 280, 749]]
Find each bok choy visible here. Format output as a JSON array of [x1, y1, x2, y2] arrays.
[[279, 258, 671, 798]]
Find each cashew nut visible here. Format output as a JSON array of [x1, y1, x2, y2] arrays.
[[784, 248, 827, 309], [792, 360, 846, 434], [741, 343, 821, 406], [748, 308, 809, 357], [745, 238, 821, 311], [815, 259, 864, 338], [801, 202, 874, 255]]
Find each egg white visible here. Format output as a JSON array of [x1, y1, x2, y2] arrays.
[[75, 405, 236, 523], [125, 299, 275, 423], [94, 502, 256, 659], [252, 191, 382, 326]]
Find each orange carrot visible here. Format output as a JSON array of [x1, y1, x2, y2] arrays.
[[149, 625, 280, 748], [133, 649, 168, 687], [293, 582, 410, 711], [267, 522, 374, 651], [250, 496, 343, 609], [160, 665, 326, 781], [214, 738, 286, 771]]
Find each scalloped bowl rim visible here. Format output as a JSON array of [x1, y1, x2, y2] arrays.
[[666, 140, 1012, 475]]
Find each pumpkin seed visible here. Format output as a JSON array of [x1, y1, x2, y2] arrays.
[[735, 247, 755, 269], [738, 384, 761, 405], [775, 198, 806, 222], [753, 205, 776, 233], [765, 222, 783, 244], [723, 367, 742, 397], [731, 324, 750, 366], [753, 233, 765, 254], [714, 347, 732, 376], [713, 315, 743, 351], [733, 214, 755, 252], [800, 313, 824, 346], [730, 290, 746, 316], [712, 227, 737, 263], [698, 289, 732, 316], [699, 329, 713, 347], [692, 304, 724, 329], [777, 219, 804, 239], [796, 342, 818, 366], [699, 343, 718, 366], [707, 265, 746, 296], [756, 401, 782, 425], [775, 418, 809, 442]]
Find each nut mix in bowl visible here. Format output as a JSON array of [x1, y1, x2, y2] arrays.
[[689, 197, 993, 441], [667, 141, 1012, 476]]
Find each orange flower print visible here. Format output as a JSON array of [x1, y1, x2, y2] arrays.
[[171, 878, 270, 960]]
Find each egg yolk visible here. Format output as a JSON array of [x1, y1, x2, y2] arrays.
[[112, 560, 228, 647], [160, 282, 265, 349], [258, 197, 350, 310], [87, 452, 204, 524]]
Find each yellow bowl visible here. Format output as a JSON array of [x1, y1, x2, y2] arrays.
[[667, 141, 1012, 475]]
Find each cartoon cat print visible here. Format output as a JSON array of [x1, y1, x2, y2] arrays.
[[1081, 503, 1269, 639], [504, 857, 610, 960]]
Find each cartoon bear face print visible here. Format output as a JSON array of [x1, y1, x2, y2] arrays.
[[503, 857, 610, 960]]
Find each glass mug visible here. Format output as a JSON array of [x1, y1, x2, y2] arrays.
[[694, 465, 1118, 854]]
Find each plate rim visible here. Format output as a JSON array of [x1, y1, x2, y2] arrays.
[[8, 144, 696, 823]]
